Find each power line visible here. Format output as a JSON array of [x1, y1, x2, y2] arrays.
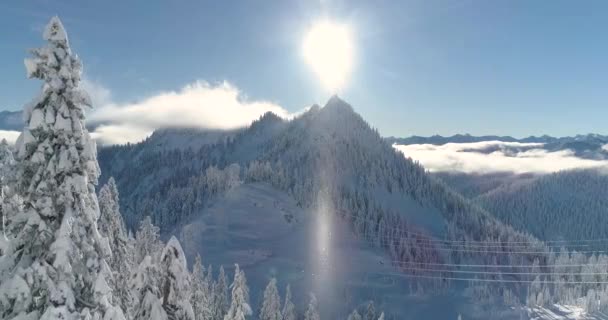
[[350, 235, 608, 255], [388, 264, 608, 277], [366, 272, 608, 285], [357, 260, 608, 269]]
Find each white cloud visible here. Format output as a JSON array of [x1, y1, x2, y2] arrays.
[[85, 80, 295, 145], [0, 130, 20, 145], [89, 124, 152, 146], [394, 141, 608, 174], [81, 77, 112, 108]]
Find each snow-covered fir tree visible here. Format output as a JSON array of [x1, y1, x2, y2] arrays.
[[159, 236, 195, 320], [281, 284, 296, 320], [259, 278, 281, 320], [347, 309, 362, 320], [223, 264, 251, 320], [0, 139, 15, 185], [98, 177, 133, 315], [191, 254, 212, 320], [377, 312, 384, 320], [130, 255, 167, 320], [214, 266, 229, 320], [134, 215, 162, 265], [0, 139, 18, 256], [0, 16, 124, 320], [304, 293, 320, 320], [365, 302, 376, 320]]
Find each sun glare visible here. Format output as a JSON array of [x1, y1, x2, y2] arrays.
[[302, 20, 354, 92]]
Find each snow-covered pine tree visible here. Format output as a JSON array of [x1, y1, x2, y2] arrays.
[[160, 236, 195, 320], [281, 284, 296, 320], [98, 177, 125, 250], [98, 177, 133, 314], [131, 255, 167, 320], [365, 302, 376, 320], [206, 264, 216, 316], [0, 139, 15, 184], [223, 264, 252, 320], [134, 215, 162, 265], [347, 309, 362, 320], [214, 265, 229, 320], [0, 16, 124, 320], [377, 312, 384, 320], [260, 278, 281, 320], [191, 254, 213, 320], [0, 139, 18, 256], [304, 293, 320, 320]]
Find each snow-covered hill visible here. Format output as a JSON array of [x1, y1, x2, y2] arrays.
[[97, 96, 606, 319]]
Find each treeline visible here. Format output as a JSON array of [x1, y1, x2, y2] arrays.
[[95, 74, 608, 315], [96, 178, 386, 320], [476, 169, 608, 243]]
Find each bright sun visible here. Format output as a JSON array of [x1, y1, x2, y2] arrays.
[[303, 20, 354, 92]]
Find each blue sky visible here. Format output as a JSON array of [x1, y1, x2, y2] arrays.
[[1, 0, 607, 137]]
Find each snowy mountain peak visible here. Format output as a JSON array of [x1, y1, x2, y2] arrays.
[[323, 94, 353, 112]]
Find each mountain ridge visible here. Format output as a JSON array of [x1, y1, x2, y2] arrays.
[[386, 133, 608, 146]]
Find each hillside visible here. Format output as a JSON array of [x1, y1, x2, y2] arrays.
[[475, 169, 608, 243], [98, 97, 607, 319]]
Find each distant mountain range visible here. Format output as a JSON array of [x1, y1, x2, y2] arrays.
[[386, 133, 608, 146], [0, 110, 22, 131]]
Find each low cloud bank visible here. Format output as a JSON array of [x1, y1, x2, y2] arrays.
[[394, 141, 608, 174], [88, 81, 291, 145], [0, 130, 20, 145], [3, 80, 297, 146]]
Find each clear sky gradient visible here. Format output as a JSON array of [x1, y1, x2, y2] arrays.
[[1, 0, 607, 137]]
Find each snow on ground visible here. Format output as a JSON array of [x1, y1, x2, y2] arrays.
[[168, 182, 608, 319], [167, 182, 518, 319], [528, 304, 608, 320]]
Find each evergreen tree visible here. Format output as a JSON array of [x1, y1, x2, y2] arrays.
[[347, 309, 362, 320], [365, 302, 376, 320], [281, 284, 296, 320], [134, 215, 162, 265], [98, 177, 133, 315], [377, 312, 385, 320], [304, 293, 320, 320], [0, 139, 18, 256], [191, 254, 213, 320], [260, 278, 282, 320], [214, 265, 229, 320], [131, 255, 167, 320], [223, 264, 252, 320], [0, 16, 124, 319], [160, 236, 195, 320]]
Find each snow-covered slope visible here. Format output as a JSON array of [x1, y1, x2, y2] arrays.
[[98, 96, 605, 319], [173, 182, 475, 319]]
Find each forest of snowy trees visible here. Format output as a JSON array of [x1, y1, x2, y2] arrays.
[[0, 17, 388, 320], [101, 93, 608, 316], [474, 169, 608, 242], [98, 95, 608, 315], [3, 14, 608, 320]]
